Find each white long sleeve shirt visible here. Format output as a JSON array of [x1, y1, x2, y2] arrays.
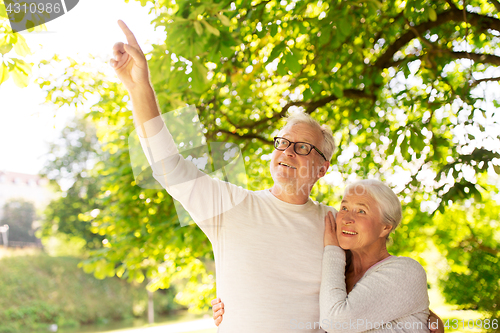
[[139, 121, 336, 332], [320, 246, 430, 332]]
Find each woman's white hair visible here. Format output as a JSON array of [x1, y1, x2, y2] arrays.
[[344, 179, 402, 234], [280, 111, 336, 161]]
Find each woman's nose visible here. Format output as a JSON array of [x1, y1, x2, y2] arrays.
[[342, 212, 354, 224]]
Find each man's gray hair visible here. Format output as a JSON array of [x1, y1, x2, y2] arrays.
[[344, 179, 402, 234], [280, 111, 336, 161]]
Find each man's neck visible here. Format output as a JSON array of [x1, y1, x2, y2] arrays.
[[269, 184, 312, 205]]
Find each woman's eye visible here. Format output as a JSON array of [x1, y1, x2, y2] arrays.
[[341, 206, 347, 211], [358, 209, 366, 214]]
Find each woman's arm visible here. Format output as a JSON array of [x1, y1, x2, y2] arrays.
[[211, 298, 224, 326], [320, 247, 430, 333]]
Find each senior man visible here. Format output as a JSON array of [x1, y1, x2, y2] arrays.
[[110, 20, 443, 333]]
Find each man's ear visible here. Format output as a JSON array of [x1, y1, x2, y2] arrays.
[[317, 160, 330, 178]]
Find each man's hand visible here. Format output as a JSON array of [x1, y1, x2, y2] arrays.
[[429, 310, 445, 333], [211, 298, 224, 326], [110, 20, 150, 91], [324, 211, 340, 247]]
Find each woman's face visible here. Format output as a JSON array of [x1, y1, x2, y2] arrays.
[[336, 192, 391, 251]]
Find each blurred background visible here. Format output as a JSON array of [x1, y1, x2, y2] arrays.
[[0, 0, 499, 332]]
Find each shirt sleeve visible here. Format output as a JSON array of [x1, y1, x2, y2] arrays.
[[320, 246, 429, 332], [138, 120, 249, 242]]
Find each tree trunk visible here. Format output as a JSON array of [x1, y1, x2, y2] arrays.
[[147, 289, 154, 324]]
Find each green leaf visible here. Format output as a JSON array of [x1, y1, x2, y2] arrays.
[[332, 82, 343, 99], [283, 51, 301, 74], [428, 7, 437, 22], [367, 0, 383, 8], [270, 24, 278, 37], [12, 60, 31, 87], [194, 21, 203, 36], [0, 37, 13, 55], [188, 5, 206, 20], [191, 60, 208, 93], [0, 63, 9, 85], [303, 87, 313, 100], [13, 36, 32, 56], [216, 12, 231, 27], [266, 42, 285, 64], [0, 3, 6, 19], [494, 164, 500, 175], [276, 60, 287, 76], [201, 20, 220, 37]]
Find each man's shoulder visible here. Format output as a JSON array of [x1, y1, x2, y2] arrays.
[[305, 199, 338, 217], [312, 199, 337, 212], [249, 189, 338, 214]]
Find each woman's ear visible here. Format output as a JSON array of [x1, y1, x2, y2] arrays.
[[380, 224, 393, 238]]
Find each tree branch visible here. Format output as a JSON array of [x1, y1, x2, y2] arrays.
[[375, 8, 500, 69], [215, 129, 272, 145], [390, 50, 500, 68], [222, 89, 375, 130], [470, 76, 500, 87], [444, 50, 500, 66], [465, 224, 500, 255], [489, 0, 500, 13]]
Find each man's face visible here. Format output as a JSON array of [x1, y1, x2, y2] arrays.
[[270, 123, 329, 193]]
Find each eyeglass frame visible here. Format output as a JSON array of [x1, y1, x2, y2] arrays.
[[273, 137, 328, 162]]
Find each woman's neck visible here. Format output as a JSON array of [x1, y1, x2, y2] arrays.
[[345, 246, 390, 293]]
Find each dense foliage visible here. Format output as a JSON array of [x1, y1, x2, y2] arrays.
[[0, 0, 34, 87], [0, 252, 180, 333], [3, 0, 500, 325], [39, 114, 105, 250]]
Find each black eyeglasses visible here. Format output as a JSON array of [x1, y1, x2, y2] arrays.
[[273, 137, 327, 161]]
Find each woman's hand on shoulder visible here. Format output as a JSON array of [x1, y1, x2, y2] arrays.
[[324, 211, 340, 247], [428, 310, 444, 333], [211, 298, 224, 326]]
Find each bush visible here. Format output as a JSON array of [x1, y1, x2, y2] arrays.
[[0, 252, 181, 332]]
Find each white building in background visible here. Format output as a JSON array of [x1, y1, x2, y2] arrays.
[[0, 170, 54, 221]]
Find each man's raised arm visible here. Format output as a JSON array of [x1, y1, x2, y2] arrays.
[[109, 20, 248, 233], [110, 20, 163, 138]]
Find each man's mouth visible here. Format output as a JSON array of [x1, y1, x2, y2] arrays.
[[279, 162, 296, 169], [342, 230, 358, 235]]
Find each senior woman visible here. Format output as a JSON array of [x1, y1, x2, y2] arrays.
[[212, 179, 436, 332], [320, 179, 430, 332]]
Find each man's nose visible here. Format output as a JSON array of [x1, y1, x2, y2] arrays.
[[283, 144, 296, 156]]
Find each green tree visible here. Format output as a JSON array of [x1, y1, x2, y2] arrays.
[[0, 0, 34, 87], [433, 198, 500, 329], [39, 114, 105, 250], [0, 199, 37, 243], [36, 0, 500, 320]]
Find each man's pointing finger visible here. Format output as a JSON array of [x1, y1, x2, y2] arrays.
[[118, 19, 141, 49]]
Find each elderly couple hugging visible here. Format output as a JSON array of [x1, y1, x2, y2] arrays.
[[111, 20, 443, 333]]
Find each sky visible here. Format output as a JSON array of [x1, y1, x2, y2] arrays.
[[0, 0, 164, 175]]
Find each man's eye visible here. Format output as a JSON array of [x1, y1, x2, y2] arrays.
[[341, 206, 348, 211], [358, 209, 366, 214]]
